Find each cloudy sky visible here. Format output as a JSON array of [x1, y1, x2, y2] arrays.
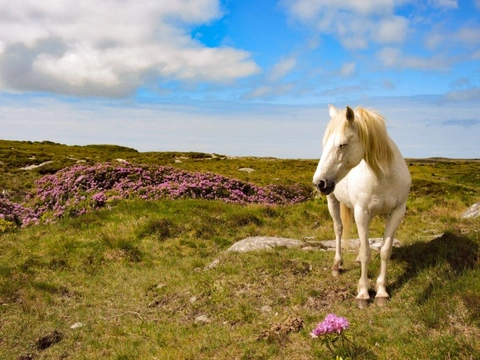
[[1, 0, 479, 159]]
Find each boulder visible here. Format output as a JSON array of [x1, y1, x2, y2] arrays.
[[227, 236, 304, 252]]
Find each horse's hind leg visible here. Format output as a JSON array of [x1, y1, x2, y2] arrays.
[[327, 195, 342, 275], [375, 204, 406, 305]]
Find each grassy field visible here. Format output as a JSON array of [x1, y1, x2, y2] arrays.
[[0, 140, 479, 359]]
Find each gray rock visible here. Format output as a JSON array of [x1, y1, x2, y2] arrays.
[[462, 202, 480, 218], [226, 236, 401, 253], [260, 305, 273, 313], [203, 236, 404, 269], [194, 315, 211, 324], [226, 236, 304, 252], [205, 258, 220, 269]]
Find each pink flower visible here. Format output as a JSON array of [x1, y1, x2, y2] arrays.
[[311, 314, 349, 338]]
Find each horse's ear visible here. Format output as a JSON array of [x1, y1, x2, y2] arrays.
[[346, 106, 355, 123], [328, 104, 337, 118]]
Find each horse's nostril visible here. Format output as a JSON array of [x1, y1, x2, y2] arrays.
[[318, 180, 327, 191], [314, 178, 334, 195]]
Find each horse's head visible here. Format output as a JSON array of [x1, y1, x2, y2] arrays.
[[313, 105, 365, 195]]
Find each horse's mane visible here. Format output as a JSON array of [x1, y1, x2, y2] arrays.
[[324, 107, 394, 176]]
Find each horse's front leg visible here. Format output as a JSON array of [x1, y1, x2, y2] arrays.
[[327, 194, 342, 276], [354, 206, 372, 308], [375, 203, 407, 305]]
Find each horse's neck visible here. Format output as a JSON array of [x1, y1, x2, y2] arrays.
[[364, 137, 405, 179]]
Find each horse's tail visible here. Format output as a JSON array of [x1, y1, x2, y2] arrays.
[[340, 203, 353, 244]]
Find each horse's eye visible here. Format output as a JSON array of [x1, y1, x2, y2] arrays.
[[339, 143, 348, 149]]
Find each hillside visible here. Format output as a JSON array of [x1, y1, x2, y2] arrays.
[[0, 139, 479, 359]]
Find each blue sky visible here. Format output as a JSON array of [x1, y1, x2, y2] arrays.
[[1, 0, 479, 158]]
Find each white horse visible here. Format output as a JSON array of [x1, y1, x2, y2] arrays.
[[313, 105, 411, 307]]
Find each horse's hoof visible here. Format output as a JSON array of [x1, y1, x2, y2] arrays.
[[331, 262, 342, 277], [375, 297, 389, 306], [356, 298, 369, 309]]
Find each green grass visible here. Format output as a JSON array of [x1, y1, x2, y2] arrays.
[[0, 140, 479, 359]]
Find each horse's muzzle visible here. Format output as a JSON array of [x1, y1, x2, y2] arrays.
[[314, 178, 335, 195]]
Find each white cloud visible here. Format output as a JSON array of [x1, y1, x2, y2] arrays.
[[427, 0, 458, 9], [242, 83, 295, 100], [2, 93, 479, 159], [454, 25, 480, 45], [372, 16, 408, 44], [376, 47, 401, 67], [376, 47, 450, 70], [268, 56, 297, 81], [281, 0, 407, 49], [425, 24, 480, 51], [444, 87, 480, 101], [0, 95, 325, 158], [0, 0, 260, 96], [424, 31, 444, 50], [339, 62, 356, 76], [282, 0, 395, 19]]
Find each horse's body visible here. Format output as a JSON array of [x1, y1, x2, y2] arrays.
[[313, 105, 411, 307]]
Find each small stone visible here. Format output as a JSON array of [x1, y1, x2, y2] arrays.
[[205, 259, 220, 270], [238, 168, 255, 173], [70, 322, 83, 329], [148, 299, 161, 308], [194, 315, 211, 324], [260, 305, 272, 313], [462, 202, 480, 218]]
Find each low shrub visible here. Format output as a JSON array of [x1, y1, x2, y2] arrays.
[[1, 162, 312, 227]]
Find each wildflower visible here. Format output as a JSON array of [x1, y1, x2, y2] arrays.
[[311, 314, 352, 358], [311, 313, 349, 338]]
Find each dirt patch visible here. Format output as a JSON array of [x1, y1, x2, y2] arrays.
[[280, 259, 312, 276], [35, 330, 63, 350], [304, 286, 351, 311], [257, 317, 304, 342]]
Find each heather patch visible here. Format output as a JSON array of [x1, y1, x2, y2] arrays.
[[0, 197, 39, 227], [2, 162, 311, 226]]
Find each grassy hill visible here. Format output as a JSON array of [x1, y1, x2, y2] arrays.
[[0, 139, 479, 359]]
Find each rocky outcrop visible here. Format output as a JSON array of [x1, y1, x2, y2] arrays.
[[204, 236, 402, 270], [225, 236, 401, 253]]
